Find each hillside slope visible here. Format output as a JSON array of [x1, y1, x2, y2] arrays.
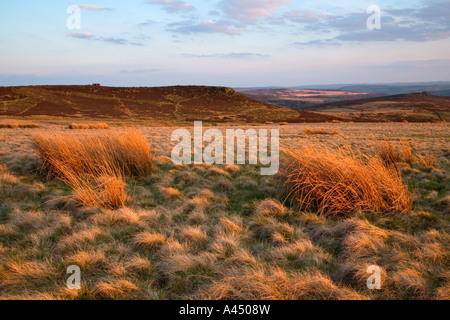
[[307, 92, 450, 122], [0, 85, 334, 123], [239, 88, 383, 110]]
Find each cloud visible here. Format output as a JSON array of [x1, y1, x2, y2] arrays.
[[69, 32, 95, 39], [290, 0, 450, 45], [283, 9, 323, 24], [169, 20, 240, 35], [137, 20, 157, 28], [182, 52, 269, 59], [68, 32, 144, 46], [165, 0, 292, 36], [77, 4, 111, 11], [220, 0, 292, 22], [147, 0, 193, 13]]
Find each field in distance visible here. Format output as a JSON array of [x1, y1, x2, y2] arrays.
[[239, 88, 383, 110], [308, 92, 450, 122], [240, 89, 450, 122]]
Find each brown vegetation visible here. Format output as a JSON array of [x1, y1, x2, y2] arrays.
[[375, 138, 439, 168], [0, 85, 334, 123], [304, 127, 340, 135], [68, 123, 109, 130], [0, 120, 39, 128], [32, 129, 153, 208], [280, 144, 413, 216], [0, 123, 448, 300]]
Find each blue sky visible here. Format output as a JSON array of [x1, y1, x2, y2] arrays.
[[0, 0, 449, 87]]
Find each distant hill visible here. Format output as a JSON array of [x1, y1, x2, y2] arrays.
[[239, 88, 383, 110], [0, 85, 334, 123], [308, 92, 450, 122], [238, 82, 450, 97], [288, 82, 450, 97], [336, 84, 450, 96]]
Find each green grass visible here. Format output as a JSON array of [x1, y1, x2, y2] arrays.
[[0, 124, 449, 300]]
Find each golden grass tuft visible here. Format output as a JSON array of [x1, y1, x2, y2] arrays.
[[401, 138, 413, 165], [94, 279, 140, 299], [1, 260, 57, 289], [280, 144, 413, 216], [0, 120, 39, 129], [32, 129, 153, 208], [159, 187, 182, 200], [375, 138, 404, 166], [133, 231, 166, 250], [56, 162, 127, 209], [68, 122, 109, 130], [256, 199, 288, 217], [304, 127, 339, 135], [415, 151, 439, 168], [198, 267, 363, 300], [180, 226, 208, 243], [33, 129, 153, 177]]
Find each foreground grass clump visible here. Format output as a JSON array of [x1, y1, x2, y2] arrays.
[[375, 138, 415, 166], [33, 129, 153, 177], [68, 123, 109, 130], [32, 129, 153, 208], [0, 120, 39, 129], [280, 144, 413, 216]]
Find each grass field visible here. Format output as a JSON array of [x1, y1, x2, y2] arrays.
[[0, 122, 448, 300]]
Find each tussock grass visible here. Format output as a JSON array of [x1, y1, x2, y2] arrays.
[[280, 144, 413, 216], [32, 129, 153, 208], [33, 129, 153, 177], [68, 123, 109, 130], [1, 123, 449, 300], [0, 120, 39, 129], [375, 138, 404, 166], [375, 138, 439, 168], [304, 127, 339, 135], [133, 231, 166, 251], [415, 151, 439, 168], [256, 199, 289, 217], [198, 266, 363, 300], [401, 138, 413, 165]]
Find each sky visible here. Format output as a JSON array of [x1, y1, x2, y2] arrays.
[[0, 0, 449, 87]]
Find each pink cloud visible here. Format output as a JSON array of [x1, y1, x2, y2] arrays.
[[77, 4, 110, 11], [148, 0, 193, 13], [69, 32, 94, 39], [221, 0, 292, 21]]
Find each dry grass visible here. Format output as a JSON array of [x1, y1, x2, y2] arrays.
[[56, 163, 128, 209], [415, 151, 440, 168], [0, 120, 39, 129], [33, 129, 153, 177], [376, 138, 439, 168], [198, 266, 363, 300], [280, 144, 413, 216], [68, 123, 109, 130], [0, 123, 448, 300], [32, 129, 153, 208], [401, 138, 413, 165], [304, 127, 339, 135], [375, 138, 404, 166]]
